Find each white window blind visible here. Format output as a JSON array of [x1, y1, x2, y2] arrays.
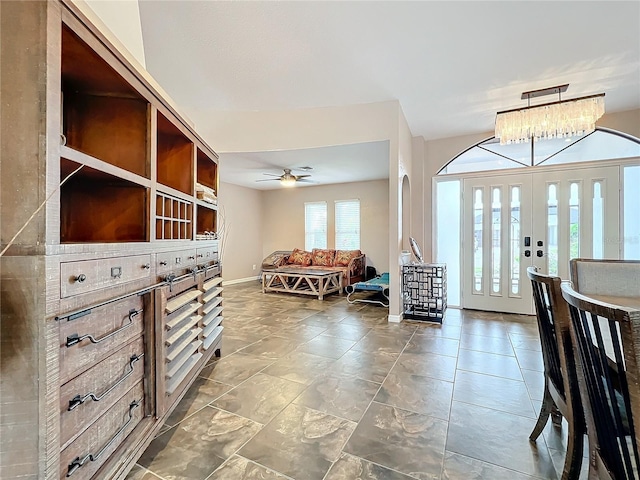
[[305, 202, 327, 250], [335, 200, 360, 250]]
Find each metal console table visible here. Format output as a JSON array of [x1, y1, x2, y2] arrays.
[[402, 263, 447, 322]]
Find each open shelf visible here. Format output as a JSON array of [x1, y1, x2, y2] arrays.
[[197, 148, 218, 192], [61, 26, 149, 178], [196, 204, 217, 238], [60, 159, 148, 243], [156, 192, 193, 240], [157, 112, 193, 195]]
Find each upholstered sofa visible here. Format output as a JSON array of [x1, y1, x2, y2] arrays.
[[262, 248, 365, 286]]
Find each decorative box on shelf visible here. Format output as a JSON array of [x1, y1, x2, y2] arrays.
[[402, 263, 447, 322], [196, 183, 217, 205]]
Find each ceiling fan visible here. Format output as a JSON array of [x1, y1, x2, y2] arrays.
[[256, 168, 312, 187]]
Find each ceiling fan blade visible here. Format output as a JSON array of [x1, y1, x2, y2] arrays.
[[294, 174, 311, 179], [262, 173, 282, 177], [255, 178, 282, 182], [297, 178, 315, 183]]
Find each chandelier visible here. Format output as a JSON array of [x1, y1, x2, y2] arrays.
[[495, 84, 605, 145]]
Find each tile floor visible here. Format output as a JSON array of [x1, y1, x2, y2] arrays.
[[128, 281, 588, 480]]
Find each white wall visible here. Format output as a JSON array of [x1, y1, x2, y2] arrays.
[[73, 0, 146, 67], [217, 182, 264, 281], [261, 180, 389, 273]]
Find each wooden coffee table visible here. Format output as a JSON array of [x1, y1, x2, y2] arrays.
[[262, 268, 342, 300]]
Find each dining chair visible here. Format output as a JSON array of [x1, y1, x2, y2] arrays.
[[527, 266, 585, 480], [561, 282, 640, 480]]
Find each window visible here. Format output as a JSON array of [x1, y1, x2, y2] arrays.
[[305, 202, 327, 250], [335, 200, 360, 250]]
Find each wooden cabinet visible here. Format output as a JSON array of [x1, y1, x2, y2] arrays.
[[0, 2, 222, 479]]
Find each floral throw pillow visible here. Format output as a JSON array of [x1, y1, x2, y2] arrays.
[[311, 249, 336, 267], [288, 248, 312, 266], [334, 249, 361, 267]]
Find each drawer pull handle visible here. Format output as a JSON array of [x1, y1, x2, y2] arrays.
[[142, 263, 151, 270], [74, 274, 86, 283], [66, 400, 140, 477], [68, 354, 144, 411], [197, 254, 204, 258], [159, 261, 168, 266], [66, 309, 141, 348], [188, 255, 195, 260]]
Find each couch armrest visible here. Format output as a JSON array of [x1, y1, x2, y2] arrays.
[[346, 254, 365, 285]]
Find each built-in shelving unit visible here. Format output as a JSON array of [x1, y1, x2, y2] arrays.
[[0, 2, 223, 480], [61, 25, 149, 179], [157, 111, 193, 196]]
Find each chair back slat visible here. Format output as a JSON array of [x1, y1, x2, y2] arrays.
[[562, 283, 640, 479], [531, 277, 564, 394], [527, 267, 574, 399]]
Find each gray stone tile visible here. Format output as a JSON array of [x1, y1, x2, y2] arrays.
[[340, 314, 390, 328], [447, 401, 557, 479], [220, 332, 261, 354], [505, 320, 541, 337], [404, 335, 460, 357], [442, 451, 540, 480], [325, 452, 416, 480], [521, 368, 545, 402], [294, 373, 380, 422], [275, 324, 327, 341], [199, 353, 274, 386], [352, 331, 411, 354], [452, 370, 535, 418], [461, 319, 509, 339], [322, 323, 371, 341], [456, 348, 523, 381], [165, 377, 233, 427], [206, 455, 289, 479], [344, 402, 447, 479], [412, 323, 462, 340], [262, 350, 336, 385], [239, 335, 303, 360], [515, 347, 545, 372], [509, 332, 542, 352], [460, 333, 515, 356], [138, 406, 261, 480], [376, 371, 453, 421], [239, 403, 355, 480], [125, 465, 162, 480], [391, 351, 457, 382], [327, 349, 398, 384], [296, 335, 356, 359], [213, 373, 306, 424]]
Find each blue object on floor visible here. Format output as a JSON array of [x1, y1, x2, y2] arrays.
[[345, 272, 390, 307]]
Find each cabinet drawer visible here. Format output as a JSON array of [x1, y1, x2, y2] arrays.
[[156, 248, 196, 276], [60, 382, 144, 480], [59, 294, 144, 384], [60, 254, 152, 298], [60, 337, 145, 449], [195, 246, 218, 266]]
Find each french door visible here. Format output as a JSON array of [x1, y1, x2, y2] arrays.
[[462, 165, 620, 314]]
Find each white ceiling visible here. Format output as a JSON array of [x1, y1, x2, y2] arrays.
[[137, 1, 640, 189], [221, 141, 389, 190]]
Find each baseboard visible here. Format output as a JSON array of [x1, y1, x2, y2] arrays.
[[387, 314, 402, 323], [223, 276, 260, 285]]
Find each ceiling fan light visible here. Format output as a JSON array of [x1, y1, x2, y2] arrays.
[[280, 177, 296, 187]]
